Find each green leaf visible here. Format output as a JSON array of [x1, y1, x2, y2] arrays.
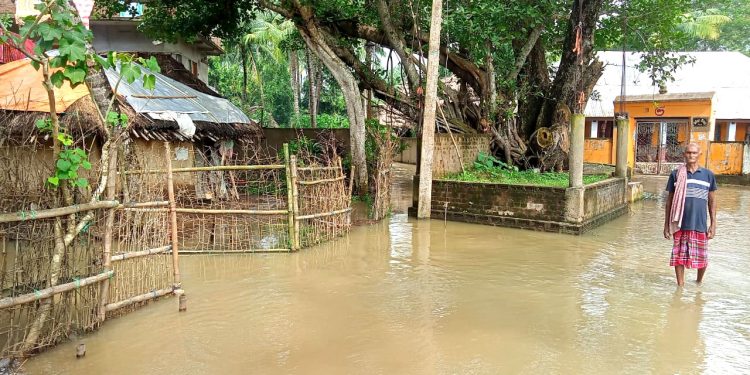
[[58, 38, 87, 62], [76, 178, 89, 188], [36, 23, 62, 42], [57, 133, 73, 146], [82, 160, 92, 169], [63, 67, 87, 86], [47, 176, 60, 187], [49, 56, 68, 68], [119, 113, 129, 126], [143, 74, 156, 91], [70, 153, 82, 164], [35, 118, 52, 132], [51, 9, 74, 25], [120, 64, 137, 84], [106, 111, 120, 126], [50, 71, 66, 88], [93, 54, 112, 69], [144, 56, 161, 73], [56, 159, 72, 172]]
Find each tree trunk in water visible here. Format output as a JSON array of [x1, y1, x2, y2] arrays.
[[289, 50, 300, 127], [417, 0, 443, 218], [292, 4, 368, 192]]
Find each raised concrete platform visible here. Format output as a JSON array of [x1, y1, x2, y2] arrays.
[[410, 177, 629, 235]]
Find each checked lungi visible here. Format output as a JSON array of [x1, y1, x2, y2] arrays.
[[670, 230, 708, 269]]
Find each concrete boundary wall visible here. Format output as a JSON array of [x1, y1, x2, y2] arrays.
[[424, 177, 628, 234], [396, 134, 492, 177]]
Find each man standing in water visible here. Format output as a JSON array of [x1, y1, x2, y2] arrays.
[[664, 143, 717, 286]]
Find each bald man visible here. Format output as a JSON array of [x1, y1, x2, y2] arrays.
[[663, 143, 717, 286]]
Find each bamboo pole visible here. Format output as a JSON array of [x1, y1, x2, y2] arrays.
[[284, 144, 296, 252], [348, 165, 356, 200], [117, 201, 170, 209], [0, 201, 120, 223], [178, 248, 292, 254], [123, 165, 284, 174], [295, 208, 353, 221], [297, 176, 346, 185], [111, 245, 172, 262], [298, 166, 341, 171], [98, 136, 120, 321], [104, 287, 173, 312], [175, 208, 288, 215], [290, 155, 301, 250], [0, 271, 114, 309], [121, 208, 170, 213], [164, 143, 181, 291], [438, 104, 465, 173]]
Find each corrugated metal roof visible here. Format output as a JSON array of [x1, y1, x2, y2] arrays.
[[586, 51, 750, 120], [105, 64, 251, 124]]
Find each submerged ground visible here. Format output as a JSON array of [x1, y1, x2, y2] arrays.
[[25, 164, 750, 374]]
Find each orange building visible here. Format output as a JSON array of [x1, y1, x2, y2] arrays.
[[583, 51, 750, 176]]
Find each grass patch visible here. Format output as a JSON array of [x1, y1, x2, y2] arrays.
[[443, 169, 610, 187]]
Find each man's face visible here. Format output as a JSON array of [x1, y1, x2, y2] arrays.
[[683, 146, 700, 164]]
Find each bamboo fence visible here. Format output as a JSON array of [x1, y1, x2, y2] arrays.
[[121, 143, 353, 254], [0, 141, 352, 360], [0, 141, 176, 359]]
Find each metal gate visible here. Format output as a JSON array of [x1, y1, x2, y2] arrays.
[[635, 120, 687, 174]]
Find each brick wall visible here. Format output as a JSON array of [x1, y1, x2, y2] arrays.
[[427, 177, 628, 234], [396, 134, 492, 177], [582, 178, 627, 221], [431, 180, 567, 222]]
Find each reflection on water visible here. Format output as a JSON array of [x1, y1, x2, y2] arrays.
[[24, 167, 750, 374]]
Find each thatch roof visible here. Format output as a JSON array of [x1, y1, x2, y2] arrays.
[[0, 57, 262, 144], [120, 97, 262, 143], [0, 95, 105, 145]]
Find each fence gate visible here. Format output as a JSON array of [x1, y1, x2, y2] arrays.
[[635, 120, 687, 174]]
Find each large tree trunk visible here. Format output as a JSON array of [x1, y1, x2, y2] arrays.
[[417, 0, 443, 218], [284, 1, 368, 192], [518, 0, 605, 170]]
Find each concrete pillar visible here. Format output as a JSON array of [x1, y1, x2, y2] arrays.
[[569, 114, 585, 188], [616, 117, 629, 179]]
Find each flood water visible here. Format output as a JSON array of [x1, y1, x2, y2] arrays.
[[25, 165, 750, 374]]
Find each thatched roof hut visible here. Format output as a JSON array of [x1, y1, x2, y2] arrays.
[[0, 56, 262, 145]]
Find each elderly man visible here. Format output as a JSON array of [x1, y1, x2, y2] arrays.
[[663, 143, 717, 286]]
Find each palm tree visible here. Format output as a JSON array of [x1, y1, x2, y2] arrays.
[[679, 9, 731, 41], [241, 12, 296, 127]]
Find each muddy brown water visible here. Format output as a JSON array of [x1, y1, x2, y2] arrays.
[[24, 165, 750, 374]]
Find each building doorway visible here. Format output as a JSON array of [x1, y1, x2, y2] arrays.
[[635, 119, 688, 174]]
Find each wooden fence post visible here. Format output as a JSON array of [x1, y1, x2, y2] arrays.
[[283, 144, 296, 251], [98, 141, 119, 322], [290, 155, 301, 250], [164, 142, 184, 311]]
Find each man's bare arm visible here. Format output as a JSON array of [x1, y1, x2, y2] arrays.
[[708, 190, 717, 239], [664, 191, 674, 239]]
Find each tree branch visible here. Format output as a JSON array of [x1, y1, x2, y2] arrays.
[[508, 24, 544, 82], [375, 0, 420, 91]]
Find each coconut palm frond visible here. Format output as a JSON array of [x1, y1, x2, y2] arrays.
[[679, 9, 731, 41]]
